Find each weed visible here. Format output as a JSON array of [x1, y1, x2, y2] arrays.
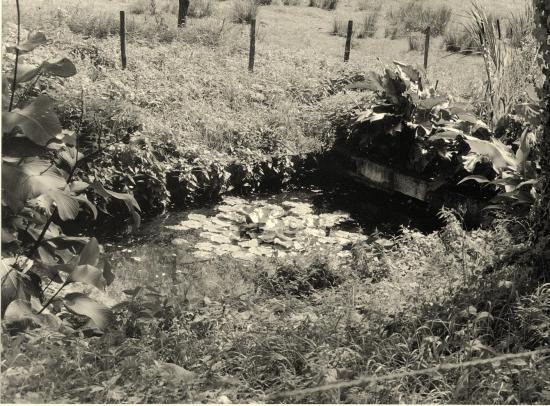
[[332, 9, 379, 39], [356, 9, 380, 38], [407, 32, 423, 51]]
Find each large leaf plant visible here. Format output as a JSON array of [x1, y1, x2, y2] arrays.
[[1, 1, 140, 334]]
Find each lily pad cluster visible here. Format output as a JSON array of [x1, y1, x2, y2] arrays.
[[166, 196, 367, 261]]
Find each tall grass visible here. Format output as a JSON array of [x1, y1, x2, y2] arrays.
[[465, 2, 540, 127], [230, 0, 258, 23], [385, 1, 452, 38], [309, 0, 339, 11], [188, 0, 216, 18], [332, 9, 379, 39]]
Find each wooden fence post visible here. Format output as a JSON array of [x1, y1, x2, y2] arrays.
[[423, 26, 430, 70], [248, 18, 256, 72], [119, 11, 126, 69], [496, 19, 502, 40], [344, 20, 353, 62], [178, 0, 189, 28]]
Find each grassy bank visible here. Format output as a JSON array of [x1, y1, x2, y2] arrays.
[[2, 210, 549, 403]]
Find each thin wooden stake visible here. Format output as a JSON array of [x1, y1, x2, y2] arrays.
[[496, 19, 502, 40], [248, 18, 256, 72], [423, 26, 430, 70], [178, 0, 189, 28], [344, 20, 353, 62], [119, 11, 126, 69]]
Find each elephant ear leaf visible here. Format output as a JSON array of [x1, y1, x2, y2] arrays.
[[41, 58, 77, 78], [64, 292, 114, 330], [2, 95, 62, 146], [6, 31, 47, 54], [78, 237, 100, 266], [2, 157, 67, 212], [45, 189, 80, 221], [1, 260, 27, 317]]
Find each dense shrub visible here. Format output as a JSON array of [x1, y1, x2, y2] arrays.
[[385, 1, 452, 38]]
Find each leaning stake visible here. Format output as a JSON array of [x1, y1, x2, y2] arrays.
[[248, 18, 256, 72], [119, 11, 126, 69], [423, 26, 430, 70], [344, 20, 353, 62]]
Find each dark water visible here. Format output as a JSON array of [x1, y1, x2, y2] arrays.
[[121, 178, 442, 250]]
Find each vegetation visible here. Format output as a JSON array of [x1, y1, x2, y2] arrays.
[[384, 1, 452, 38], [2, 0, 549, 403]]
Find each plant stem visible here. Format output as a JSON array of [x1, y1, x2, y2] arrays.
[[37, 280, 68, 314], [8, 0, 21, 112]]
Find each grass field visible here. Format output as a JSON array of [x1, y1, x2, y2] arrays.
[[4, 0, 549, 404], [1, 0, 529, 157]]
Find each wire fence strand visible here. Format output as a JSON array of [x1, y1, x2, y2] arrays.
[[266, 348, 550, 401]]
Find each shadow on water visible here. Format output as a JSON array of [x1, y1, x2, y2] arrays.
[[124, 176, 442, 248]]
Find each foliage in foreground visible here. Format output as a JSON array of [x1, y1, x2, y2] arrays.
[[2, 211, 549, 403], [1, 26, 141, 336]]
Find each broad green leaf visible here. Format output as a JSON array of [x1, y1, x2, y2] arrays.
[[91, 182, 141, 229], [41, 58, 77, 77], [6, 31, 47, 54], [458, 175, 491, 185], [1, 157, 67, 212], [102, 259, 115, 286], [1, 259, 27, 317], [45, 189, 80, 220], [394, 60, 422, 83], [64, 292, 114, 329], [78, 237, 100, 266], [515, 129, 535, 175], [464, 135, 517, 173], [14, 63, 41, 83], [32, 261, 66, 283], [70, 181, 90, 194], [3, 299, 62, 331], [74, 195, 98, 219], [2, 95, 62, 146], [346, 71, 384, 93], [91, 182, 140, 211], [68, 264, 105, 289], [2, 228, 16, 243]]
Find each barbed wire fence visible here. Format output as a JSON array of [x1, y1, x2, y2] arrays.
[[264, 348, 550, 401]]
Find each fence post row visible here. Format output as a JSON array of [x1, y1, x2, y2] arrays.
[[119, 11, 126, 70], [423, 26, 430, 71], [344, 20, 353, 62], [248, 18, 256, 72], [178, 0, 189, 28]]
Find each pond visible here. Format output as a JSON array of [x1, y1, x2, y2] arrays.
[[107, 180, 441, 267]]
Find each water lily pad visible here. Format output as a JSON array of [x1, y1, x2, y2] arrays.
[[171, 238, 189, 246], [194, 250, 214, 259], [274, 237, 293, 249], [232, 250, 256, 261], [223, 196, 247, 206], [249, 246, 274, 257], [195, 242, 216, 252], [238, 239, 259, 248], [188, 213, 208, 221]]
